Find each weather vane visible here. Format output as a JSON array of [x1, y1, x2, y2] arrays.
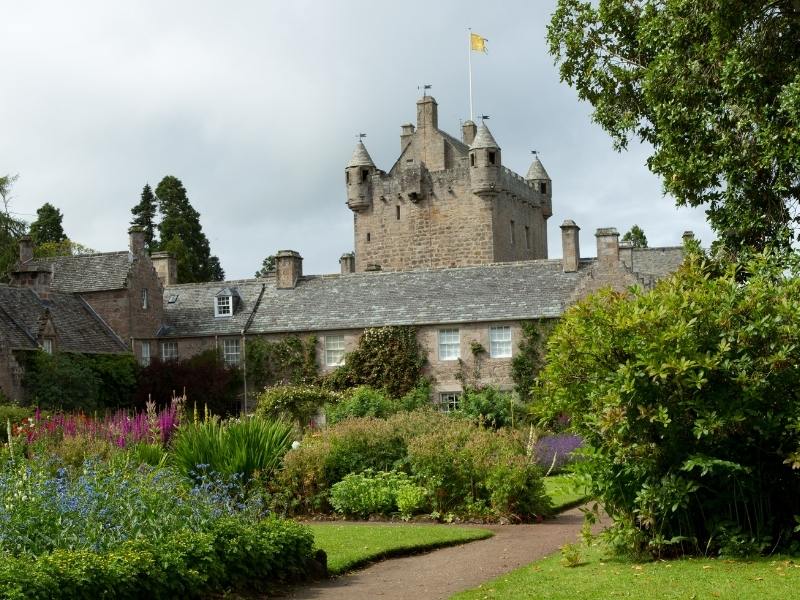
[[480, 114, 490, 121], [418, 84, 432, 97], [531, 150, 539, 155], [357, 133, 367, 142]]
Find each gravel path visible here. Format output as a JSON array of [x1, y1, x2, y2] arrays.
[[277, 506, 605, 600]]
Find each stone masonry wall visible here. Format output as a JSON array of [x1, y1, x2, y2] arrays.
[[491, 191, 548, 261]]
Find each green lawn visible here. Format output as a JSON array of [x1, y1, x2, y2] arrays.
[[451, 542, 800, 600], [308, 523, 493, 575], [544, 473, 590, 513]]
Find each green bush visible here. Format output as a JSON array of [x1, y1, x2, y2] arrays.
[[0, 404, 31, 442], [326, 386, 394, 424], [460, 386, 526, 428], [256, 384, 340, 427], [535, 249, 800, 556], [329, 469, 428, 518], [171, 416, 293, 483]]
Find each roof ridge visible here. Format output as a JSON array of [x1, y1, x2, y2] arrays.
[[28, 250, 129, 261]]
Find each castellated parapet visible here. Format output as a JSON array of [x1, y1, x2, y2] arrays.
[[345, 96, 553, 272]]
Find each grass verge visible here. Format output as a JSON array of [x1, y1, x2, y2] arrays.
[[451, 542, 800, 600], [544, 473, 590, 513], [309, 523, 492, 575]]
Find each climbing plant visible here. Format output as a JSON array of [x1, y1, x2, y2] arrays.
[[510, 319, 554, 402], [245, 335, 318, 391]]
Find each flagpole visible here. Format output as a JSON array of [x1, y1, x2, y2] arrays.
[[468, 28, 474, 121]]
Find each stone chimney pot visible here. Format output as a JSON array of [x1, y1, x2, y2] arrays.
[[560, 220, 580, 273], [276, 250, 303, 289]]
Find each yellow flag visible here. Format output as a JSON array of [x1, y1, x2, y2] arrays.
[[470, 32, 488, 53]]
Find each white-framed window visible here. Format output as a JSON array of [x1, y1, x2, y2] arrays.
[[438, 328, 460, 361], [141, 288, 148, 310], [161, 341, 178, 362], [215, 295, 232, 317], [140, 341, 151, 366], [42, 338, 53, 354], [223, 338, 241, 367], [489, 326, 512, 358], [324, 335, 346, 367], [438, 392, 461, 413]]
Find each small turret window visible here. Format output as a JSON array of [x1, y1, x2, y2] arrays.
[[366, 232, 371, 242], [360, 169, 369, 183], [539, 182, 547, 194], [510, 220, 515, 245], [346, 171, 350, 184], [470, 154, 475, 167], [396, 206, 401, 220], [488, 151, 496, 165]]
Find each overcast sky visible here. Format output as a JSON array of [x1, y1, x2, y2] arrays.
[[2, 1, 715, 279]]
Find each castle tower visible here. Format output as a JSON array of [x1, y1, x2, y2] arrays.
[[469, 123, 501, 197], [344, 96, 551, 272], [526, 155, 553, 219], [345, 141, 376, 212]]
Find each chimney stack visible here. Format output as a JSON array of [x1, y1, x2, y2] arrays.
[[416, 95, 438, 130], [339, 252, 355, 274], [400, 123, 415, 153], [595, 227, 620, 264], [461, 120, 477, 146], [151, 251, 177, 286], [560, 220, 580, 273], [19, 237, 33, 263], [128, 227, 145, 256], [275, 250, 303, 289]]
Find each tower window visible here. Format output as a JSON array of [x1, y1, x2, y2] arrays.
[[141, 288, 148, 310], [396, 206, 401, 220], [539, 182, 547, 194], [360, 169, 369, 183], [510, 220, 515, 245], [346, 171, 350, 184], [488, 151, 496, 165], [367, 232, 371, 242], [470, 154, 475, 167], [525, 226, 531, 250]]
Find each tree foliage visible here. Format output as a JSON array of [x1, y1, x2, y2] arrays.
[[154, 175, 222, 283], [535, 249, 800, 556], [510, 319, 553, 402], [0, 174, 26, 281], [130, 183, 158, 250], [621, 224, 648, 248], [29, 202, 66, 246], [255, 255, 276, 278], [548, 1, 800, 252], [33, 239, 96, 258]]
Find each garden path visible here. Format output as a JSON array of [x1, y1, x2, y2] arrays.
[[277, 505, 607, 600]]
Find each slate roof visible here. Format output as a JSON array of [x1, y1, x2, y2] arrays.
[[0, 285, 128, 353], [22, 252, 132, 293], [526, 156, 550, 181], [470, 123, 499, 150], [162, 260, 591, 337], [629, 247, 685, 278], [347, 142, 376, 168]]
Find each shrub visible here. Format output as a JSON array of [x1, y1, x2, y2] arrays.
[[326, 386, 394, 424], [171, 416, 293, 483], [329, 470, 427, 518], [460, 386, 526, 428], [535, 250, 800, 556], [245, 335, 318, 391], [255, 384, 340, 427], [511, 319, 553, 401], [0, 405, 31, 442], [394, 381, 433, 412], [326, 326, 425, 397], [532, 433, 584, 473]]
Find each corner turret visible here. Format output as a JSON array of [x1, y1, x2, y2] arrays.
[[526, 154, 552, 218], [346, 141, 376, 212], [469, 123, 501, 197]]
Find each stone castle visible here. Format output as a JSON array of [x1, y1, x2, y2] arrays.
[[344, 95, 551, 273], [0, 95, 688, 408]]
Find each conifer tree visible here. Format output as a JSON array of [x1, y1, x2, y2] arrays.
[[621, 225, 648, 248], [154, 175, 219, 283], [130, 183, 158, 250], [29, 203, 67, 245], [209, 255, 225, 282], [0, 174, 27, 280]]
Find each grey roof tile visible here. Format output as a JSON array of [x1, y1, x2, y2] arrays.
[[630, 247, 685, 278], [23, 252, 132, 293], [162, 281, 266, 337]]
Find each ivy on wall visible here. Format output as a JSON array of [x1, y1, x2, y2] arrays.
[[510, 319, 554, 402], [245, 335, 318, 392]]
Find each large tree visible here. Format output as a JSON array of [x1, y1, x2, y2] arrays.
[[29, 202, 67, 245], [130, 183, 158, 250], [621, 224, 648, 248], [0, 174, 27, 280], [154, 175, 221, 283], [255, 255, 276, 277], [548, 0, 800, 252]]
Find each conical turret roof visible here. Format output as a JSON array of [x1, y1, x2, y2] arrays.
[[470, 123, 499, 150], [526, 155, 550, 180], [347, 141, 376, 168]]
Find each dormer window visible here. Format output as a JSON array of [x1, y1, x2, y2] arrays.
[[42, 338, 53, 354], [215, 295, 232, 317]]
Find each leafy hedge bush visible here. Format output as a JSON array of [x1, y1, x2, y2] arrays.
[[460, 386, 526, 428], [326, 384, 434, 425], [330, 469, 427, 519], [278, 411, 550, 521], [536, 250, 800, 556], [255, 384, 340, 427]]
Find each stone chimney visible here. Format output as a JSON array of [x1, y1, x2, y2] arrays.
[[462, 120, 477, 146], [595, 227, 620, 264], [19, 236, 33, 263], [400, 123, 415, 153], [276, 250, 303, 289], [416, 95, 438, 130], [128, 227, 146, 256], [618, 240, 634, 269], [560, 220, 580, 273], [151, 251, 177, 286], [339, 252, 355, 274]]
